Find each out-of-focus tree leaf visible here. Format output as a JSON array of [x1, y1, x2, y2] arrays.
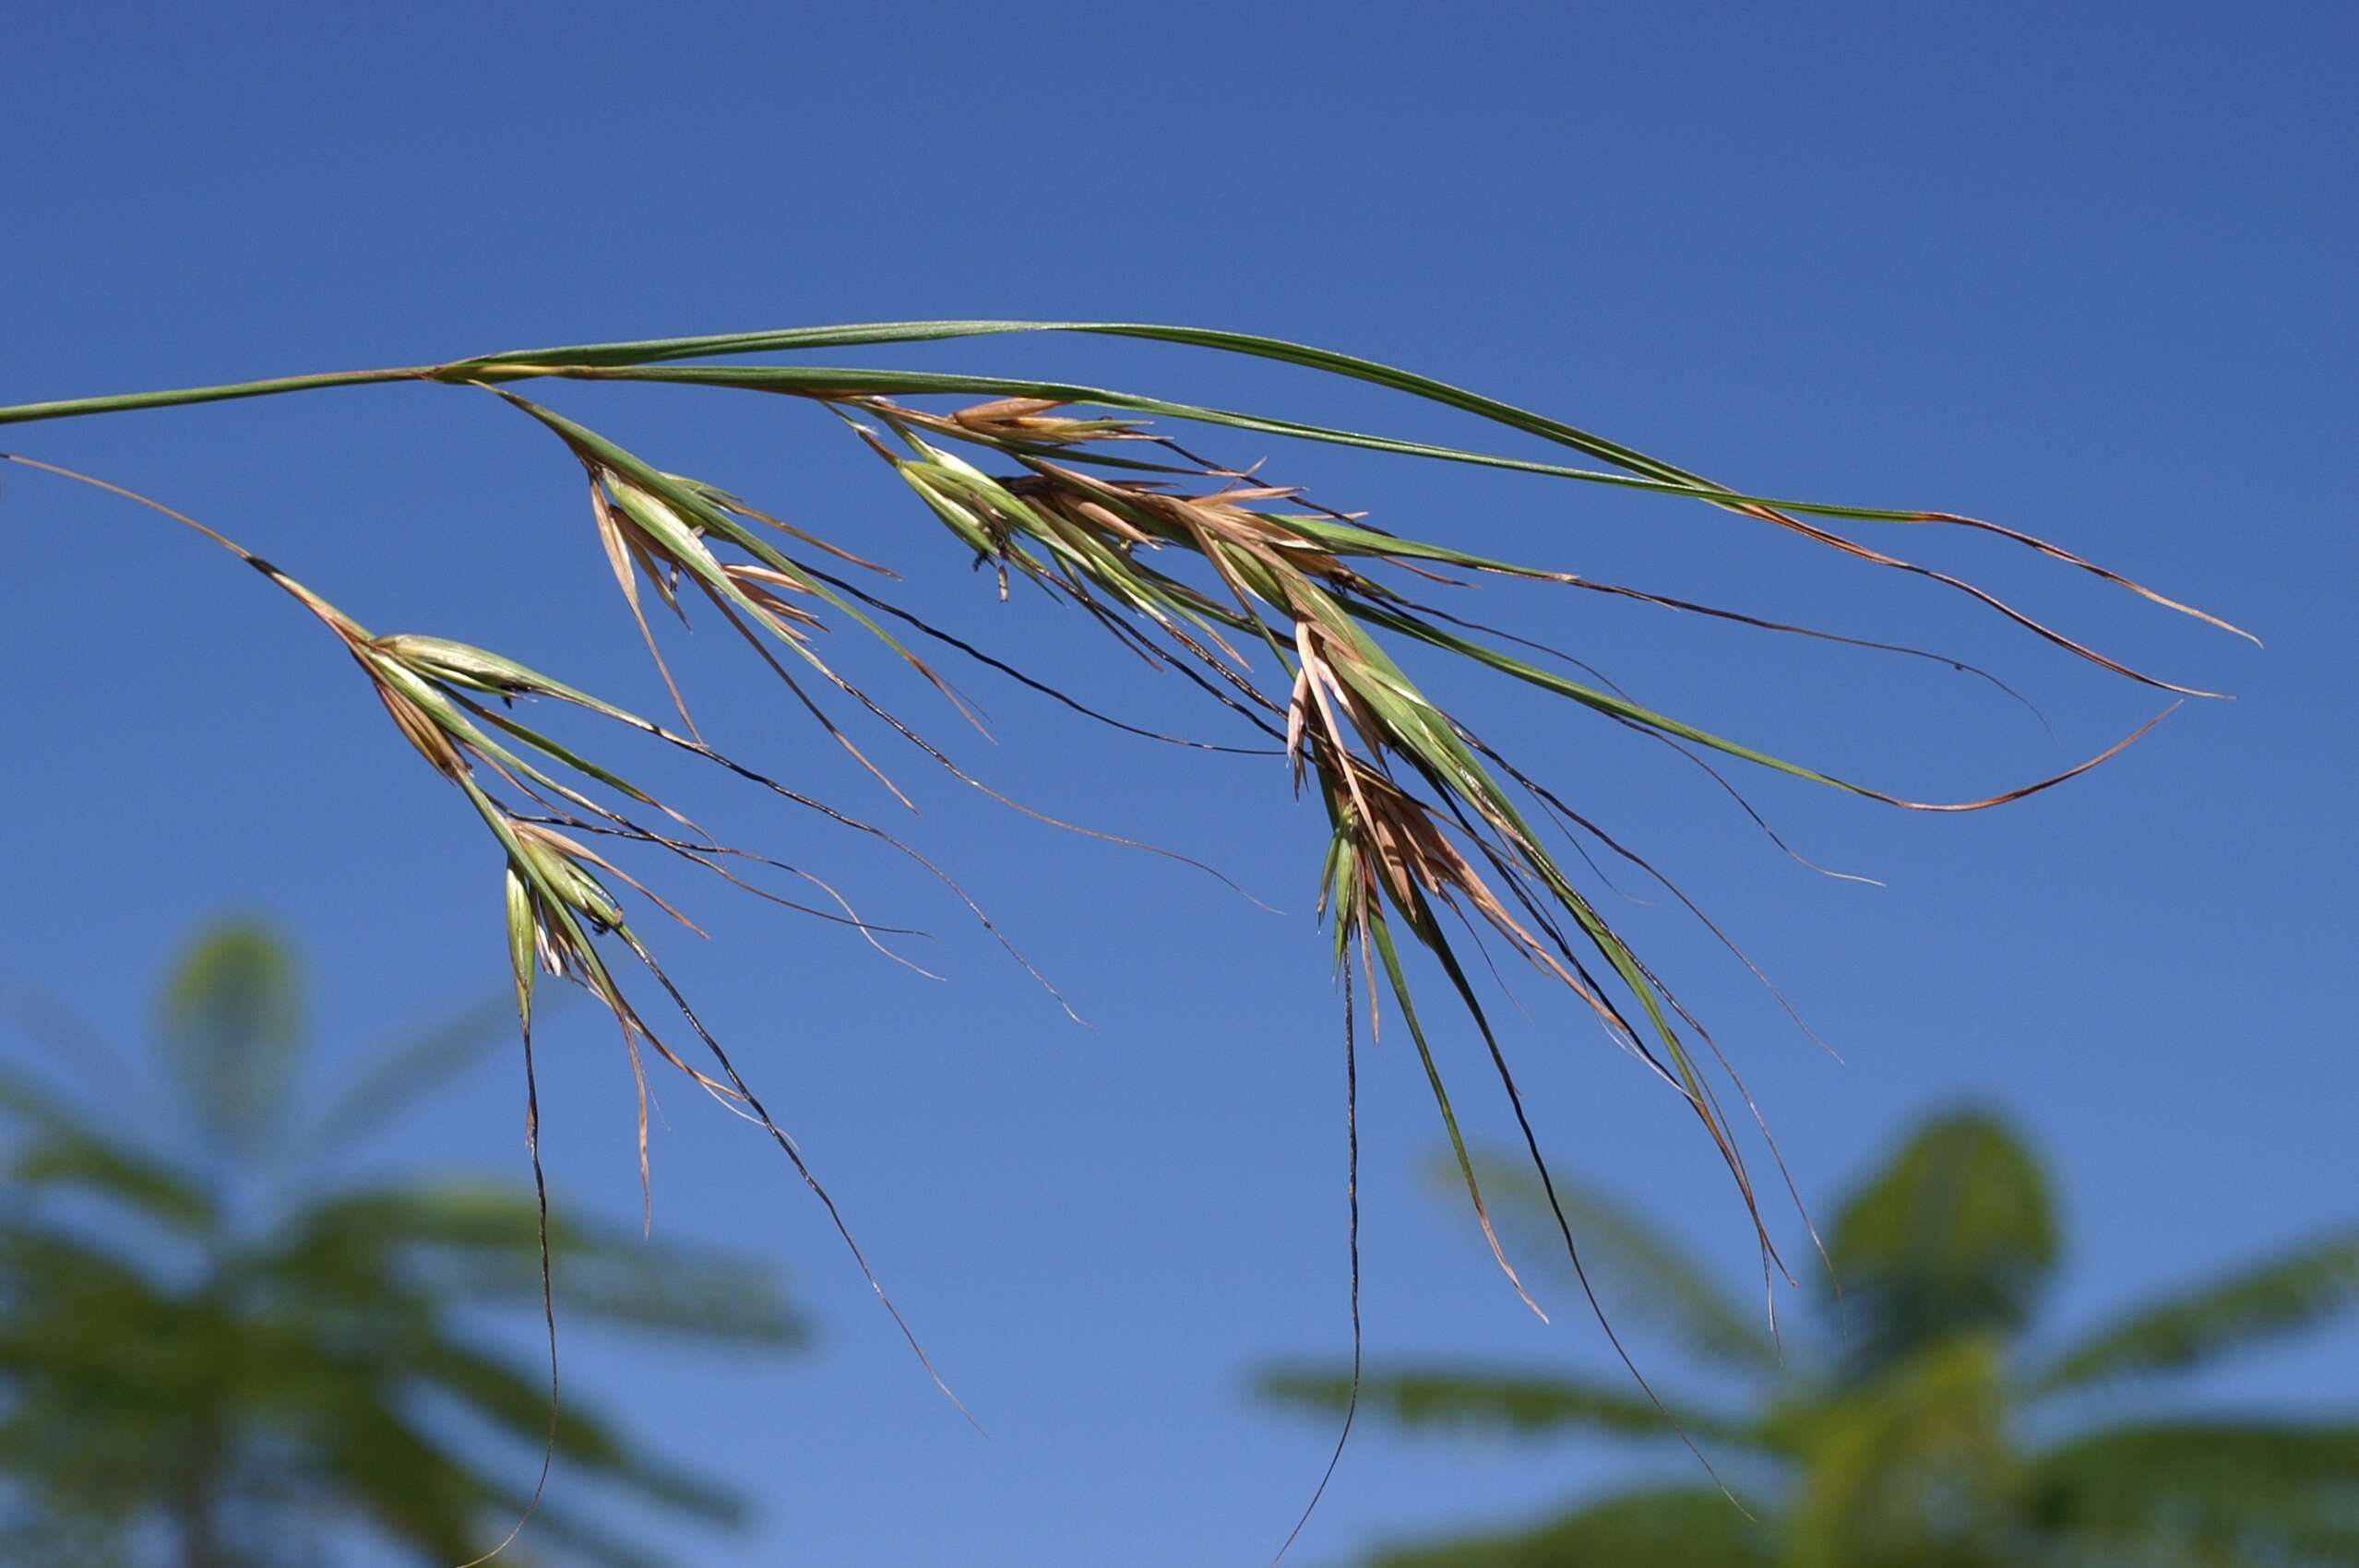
[[0, 1060, 216, 1232], [1271, 1105, 2359, 1568], [273, 1183, 807, 1343], [1257, 1364, 1757, 1445], [397, 1337, 740, 1520], [0, 919, 802, 1567], [9, 1133, 216, 1232], [292, 995, 515, 1159], [1787, 1336, 2019, 1568], [2028, 1422, 2359, 1565], [158, 921, 302, 1150], [2035, 1230, 2359, 1396], [1444, 1154, 1783, 1375], [1828, 1111, 2055, 1376], [1372, 1486, 1776, 1568]]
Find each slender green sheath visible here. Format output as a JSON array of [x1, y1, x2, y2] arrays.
[[0, 366, 441, 427]]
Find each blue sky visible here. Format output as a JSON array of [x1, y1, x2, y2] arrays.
[[4, 3, 2353, 1563]]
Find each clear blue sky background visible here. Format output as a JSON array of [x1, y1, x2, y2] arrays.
[[5, 4, 2353, 1564]]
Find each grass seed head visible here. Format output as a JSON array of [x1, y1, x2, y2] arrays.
[[721, 563, 826, 636], [372, 633, 549, 698], [504, 863, 540, 1032], [510, 820, 630, 934], [938, 397, 1148, 446]]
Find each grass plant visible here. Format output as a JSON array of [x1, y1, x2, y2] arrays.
[[0, 321, 2251, 1553]]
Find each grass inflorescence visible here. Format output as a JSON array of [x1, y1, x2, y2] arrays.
[[0, 320, 2252, 1558]]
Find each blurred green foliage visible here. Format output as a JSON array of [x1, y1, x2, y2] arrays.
[[1264, 1111, 2359, 1566], [0, 921, 806, 1568]]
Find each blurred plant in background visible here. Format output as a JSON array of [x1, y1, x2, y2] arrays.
[[1263, 1111, 2359, 1566], [0, 921, 805, 1568]]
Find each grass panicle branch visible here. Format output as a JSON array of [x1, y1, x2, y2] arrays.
[[0, 318, 2249, 1556]]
